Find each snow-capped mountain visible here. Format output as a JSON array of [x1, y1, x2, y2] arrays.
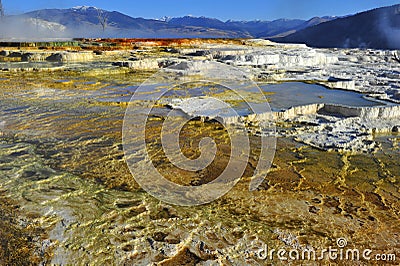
[[4, 6, 333, 39], [2, 4, 399, 49]]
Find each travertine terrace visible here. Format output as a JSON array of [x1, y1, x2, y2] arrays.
[[0, 39, 398, 265]]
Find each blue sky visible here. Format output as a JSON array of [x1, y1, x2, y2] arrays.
[[4, 0, 400, 21]]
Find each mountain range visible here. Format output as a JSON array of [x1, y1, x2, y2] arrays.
[[0, 6, 336, 40], [0, 4, 399, 49]]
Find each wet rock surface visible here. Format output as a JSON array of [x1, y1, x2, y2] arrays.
[[0, 39, 398, 265]]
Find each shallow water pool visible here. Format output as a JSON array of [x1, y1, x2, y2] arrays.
[[262, 82, 383, 110]]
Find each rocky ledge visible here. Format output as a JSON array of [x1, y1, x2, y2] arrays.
[[0, 50, 95, 62], [165, 97, 399, 153]]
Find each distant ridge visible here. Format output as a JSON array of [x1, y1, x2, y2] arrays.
[[272, 4, 400, 49], [1, 6, 335, 39], [1, 5, 399, 49]]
